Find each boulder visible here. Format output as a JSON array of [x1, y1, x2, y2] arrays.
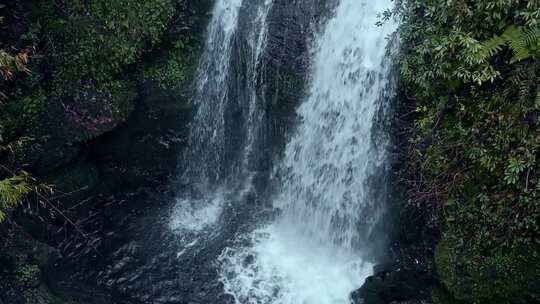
[[351, 264, 433, 304]]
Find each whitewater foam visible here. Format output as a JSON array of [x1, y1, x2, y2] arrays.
[[169, 194, 224, 233], [219, 223, 373, 304]]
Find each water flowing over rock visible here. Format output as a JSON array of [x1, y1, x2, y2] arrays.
[[217, 0, 398, 303], [170, 0, 276, 241]]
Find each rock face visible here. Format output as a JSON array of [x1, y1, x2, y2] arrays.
[[351, 182, 440, 304], [351, 262, 434, 304], [349, 203, 439, 304]]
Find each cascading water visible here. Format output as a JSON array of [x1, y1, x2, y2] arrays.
[[219, 0, 397, 303], [169, 0, 242, 235], [170, 0, 274, 237], [182, 0, 243, 185]]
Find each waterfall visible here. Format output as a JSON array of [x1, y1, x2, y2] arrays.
[[181, 0, 243, 186], [169, 0, 274, 236], [219, 0, 397, 303]]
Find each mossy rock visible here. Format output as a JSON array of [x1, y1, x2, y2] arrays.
[[46, 81, 137, 143], [431, 285, 462, 304], [23, 285, 81, 304], [0, 87, 47, 141], [434, 236, 540, 304], [434, 240, 473, 302], [142, 38, 198, 92], [40, 0, 178, 97], [16, 264, 41, 286]]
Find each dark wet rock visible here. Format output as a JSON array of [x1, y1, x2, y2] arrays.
[[0, 222, 73, 304], [351, 264, 433, 304], [352, 198, 438, 304], [373, 262, 398, 275]]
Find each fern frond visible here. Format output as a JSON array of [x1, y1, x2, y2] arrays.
[[511, 63, 529, 86], [0, 175, 30, 223], [503, 63, 527, 99], [511, 44, 532, 63], [477, 35, 506, 62], [481, 26, 540, 63], [535, 89, 540, 109], [518, 80, 531, 102], [509, 34, 530, 63], [522, 28, 540, 47], [500, 26, 521, 42], [507, 26, 540, 63]]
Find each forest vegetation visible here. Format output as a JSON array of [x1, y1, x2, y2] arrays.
[[397, 0, 540, 302]]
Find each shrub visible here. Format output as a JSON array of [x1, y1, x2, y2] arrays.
[[142, 38, 196, 91], [41, 0, 177, 96], [396, 0, 540, 302]]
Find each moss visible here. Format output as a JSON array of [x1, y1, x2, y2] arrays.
[[0, 0, 181, 145], [59, 80, 137, 142], [435, 233, 540, 303], [143, 38, 197, 91], [434, 241, 472, 302], [22, 285, 79, 304], [1, 0, 189, 147], [16, 263, 40, 283], [431, 285, 461, 304], [0, 87, 47, 143], [39, 0, 178, 96]]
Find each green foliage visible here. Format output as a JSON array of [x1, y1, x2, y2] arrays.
[[431, 287, 460, 304], [15, 264, 40, 283], [142, 38, 196, 91], [0, 88, 47, 143], [0, 175, 31, 222], [473, 26, 540, 64], [0, 49, 30, 81], [397, 0, 540, 302], [0, 0, 195, 226], [0, 0, 190, 145], [41, 0, 177, 96], [0, 48, 31, 102], [0, 0, 183, 150]]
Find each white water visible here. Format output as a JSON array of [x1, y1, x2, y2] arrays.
[[219, 0, 397, 303], [170, 0, 274, 235], [242, 0, 273, 176], [169, 0, 243, 235], [169, 194, 224, 233], [182, 0, 243, 185]]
